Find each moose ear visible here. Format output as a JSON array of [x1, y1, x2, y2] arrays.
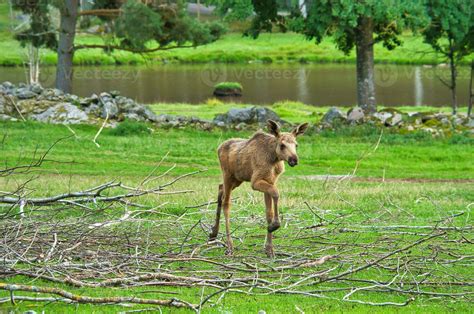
[[292, 122, 309, 137], [267, 120, 281, 137]]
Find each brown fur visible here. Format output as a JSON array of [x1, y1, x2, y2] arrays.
[[209, 120, 309, 257]]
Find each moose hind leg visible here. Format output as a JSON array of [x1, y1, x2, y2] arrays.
[[222, 180, 234, 255], [209, 184, 223, 241]]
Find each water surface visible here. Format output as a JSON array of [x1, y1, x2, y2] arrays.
[[1, 63, 470, 106]]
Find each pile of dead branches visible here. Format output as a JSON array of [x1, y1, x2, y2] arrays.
[[0, 141, 473, 312]]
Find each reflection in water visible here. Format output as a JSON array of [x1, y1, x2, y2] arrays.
[[0, 64, 470, 106], [296, 68, 309, 102], [414, 67, 423, 106]]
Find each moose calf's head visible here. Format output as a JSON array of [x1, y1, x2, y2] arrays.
[[267, 120, 309, 167]]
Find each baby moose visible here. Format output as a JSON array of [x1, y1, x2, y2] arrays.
[[209, 120, 309, 257]]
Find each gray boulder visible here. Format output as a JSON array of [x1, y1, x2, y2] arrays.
[[385, 113, 403, 126], [321, 107, 345, 124], [31, 103, 89, 124], [347, 107, 365, 123], [373, 112, 392, 124], [29, 84, 43, 94], [466, 119, 474, 128], [0, 114, 17, 122], [213, 106, 283, 125], [101, 101, 119, 119], [16, 88, 37, 99]]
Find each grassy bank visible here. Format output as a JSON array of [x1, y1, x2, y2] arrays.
[[1, 32, 466, 67], [1, 121, 473, 313], [150, 100, 470, 124], [1, 1, 471, 67]]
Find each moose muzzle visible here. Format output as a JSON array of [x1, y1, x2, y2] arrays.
[[288, 156, 298, 167]]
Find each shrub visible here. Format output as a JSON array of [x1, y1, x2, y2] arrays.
[[110, 120, 152, 136]]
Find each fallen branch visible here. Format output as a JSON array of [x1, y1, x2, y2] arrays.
[[0, 282, 196, 310]]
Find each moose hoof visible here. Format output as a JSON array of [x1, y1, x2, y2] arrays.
[[265, 246, 275, 258], [267, 221, 281, 233], [208, 232, 218, 241]]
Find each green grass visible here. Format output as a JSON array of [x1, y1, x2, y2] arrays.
[[3, 31, 469, 67], [1, 120, 472, 180], [214, 81, 243, 90], [0, 121, 473, 313]]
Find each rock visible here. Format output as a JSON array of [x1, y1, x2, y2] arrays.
[[101, 101, 119, 119], [31, 103, 89, 124], [16, 100, 57, 117], [347, 107, 365, 123], [122, 112, 142, 121], [386, 113, 403, 126], [142, 106, 159, 122], [2, 81, 14, 89], [85, 103, 101, 116], [321, 107, 345, 124], [0, 114, 17, 121], [213, 106, 283, 125], [227, 108, 253, 123], [254, 107, 281, 124], [16, 88, 37, 99], [406, 125, 415, 131], [29, 83, 43, 94], [466, 119, 474, 128], [213, 84, 243, 97], [373, 111, 392, 124], [0, 95, 6, 113]]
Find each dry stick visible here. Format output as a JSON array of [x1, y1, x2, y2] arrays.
[[6, 95, 26, 121], [0, 282, 196, 310], [352, 129, 383, 176], [319, 232, 445, 284], [93, 108, 109, 148]]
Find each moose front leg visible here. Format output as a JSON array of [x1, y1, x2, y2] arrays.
[[253, 179, 281, 257]]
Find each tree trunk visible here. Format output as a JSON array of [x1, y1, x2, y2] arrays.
[[355, 16, 376, 114], [468, 59, 473, 118], [56, 0, 78, 93], [448, 42, 458, 115], [299, 0, 307, 17], [27, 44, 40, 85]]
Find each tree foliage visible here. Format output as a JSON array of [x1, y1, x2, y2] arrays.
[[422, 0, 473, 60], [11, 0, 57, 49], [249, 0, 426, 54]]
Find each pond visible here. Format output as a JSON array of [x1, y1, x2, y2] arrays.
[[1, 63, 471, 106]]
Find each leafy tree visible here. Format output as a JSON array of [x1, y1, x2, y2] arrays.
[[248, 0, 426, 113], [422, 0, 473, 115], [11, 0, 57, 84], [13, 0, 226, 93]]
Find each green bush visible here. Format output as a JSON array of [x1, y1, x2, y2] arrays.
[[110, 120, 152, 136]]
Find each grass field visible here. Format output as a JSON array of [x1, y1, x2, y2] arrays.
[[1, 121, 473, 313]]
